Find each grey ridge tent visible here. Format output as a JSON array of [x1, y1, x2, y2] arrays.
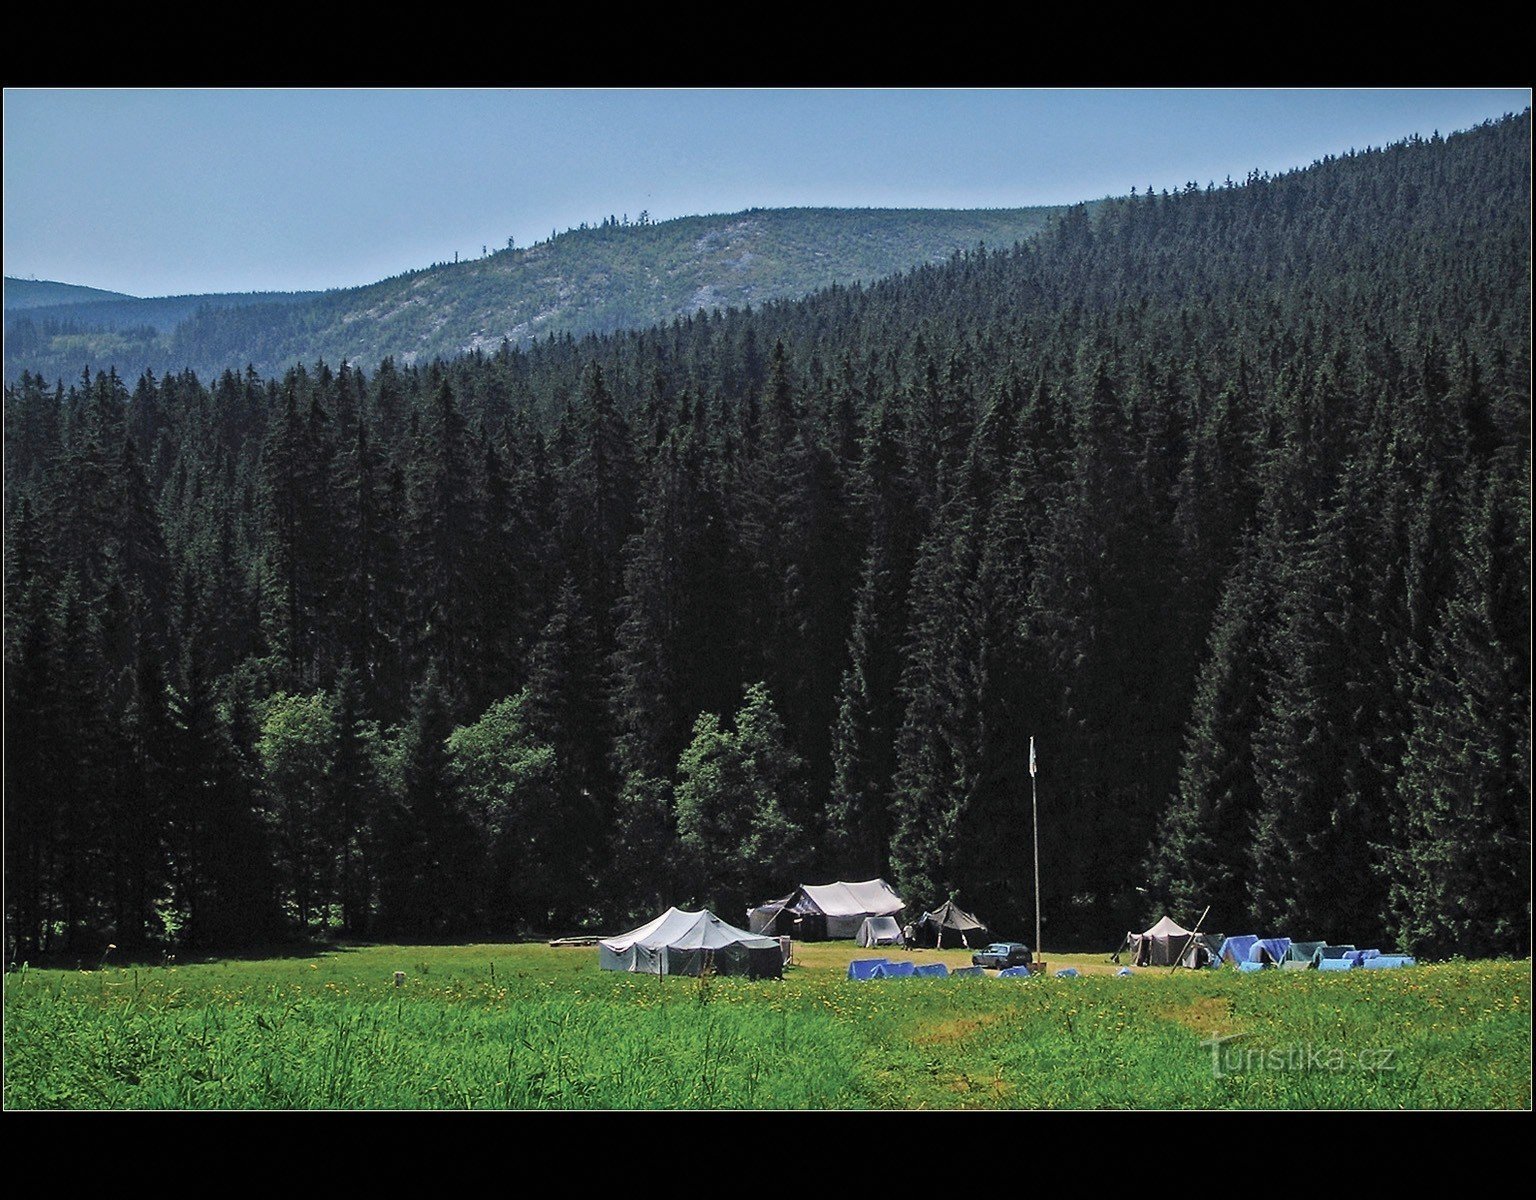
[[599, 907, 783, 978], [910, 900, 991, 949], [856, 915, 905, 947], [748, 878, 904, 940]]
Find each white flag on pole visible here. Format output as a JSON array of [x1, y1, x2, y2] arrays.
[[1029, 736, 1037, 778]]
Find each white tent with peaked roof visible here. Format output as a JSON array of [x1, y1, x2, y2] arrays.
[[1126, 914, 1205, 967], [747, 878, 904, 939], [598, 907, 783, 978]]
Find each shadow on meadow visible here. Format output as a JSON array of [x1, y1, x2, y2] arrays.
[[9, 938, 376, 973]]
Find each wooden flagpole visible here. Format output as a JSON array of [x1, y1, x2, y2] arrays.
[[1031, 736, 1041, 964]]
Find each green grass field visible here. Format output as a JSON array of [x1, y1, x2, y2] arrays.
[[4, 942, 1529, 1110]]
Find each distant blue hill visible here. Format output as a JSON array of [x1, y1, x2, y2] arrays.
[[4, 277, 139, 310], [6, 284, 323, 335]]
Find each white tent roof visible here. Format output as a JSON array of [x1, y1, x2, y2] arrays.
[[1140, 915, 1194, 939], [599, 907, 780, 954], [798, 878, 904, 917]]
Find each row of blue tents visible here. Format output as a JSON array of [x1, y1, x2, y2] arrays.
[[848, 958, 1079, 980], [1216, 935, 1417, 971]]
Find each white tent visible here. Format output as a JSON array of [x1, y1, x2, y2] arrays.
[[598, 907, 784, 978], [749, 878, 904, 940], [856, 915, 905, 947], [1126, 915, 1203, 967]]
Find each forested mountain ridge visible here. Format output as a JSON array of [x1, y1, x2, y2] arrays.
[[4, 278, 139, 310], [4, 288, 324, 386], [3, 206, 1070, 386], [5, 286, 322, 335], [5, 113, 1529, 963]]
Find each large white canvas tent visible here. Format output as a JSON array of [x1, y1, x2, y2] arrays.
[[748, 878, 904, 940], [599, 908, 783, 978], [856, 915, 905, 947]]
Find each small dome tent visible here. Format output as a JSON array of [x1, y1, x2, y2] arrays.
[[856, 915, 905, 947], [1247, 937, 1292, 966], [1218, 934, 1259, 966]]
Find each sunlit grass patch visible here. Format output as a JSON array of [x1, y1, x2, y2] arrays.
[[4, 943, 1528, 1110]]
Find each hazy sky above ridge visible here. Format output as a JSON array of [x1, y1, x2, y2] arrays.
[[4, 87, 1528, 298]]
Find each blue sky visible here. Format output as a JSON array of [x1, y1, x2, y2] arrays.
[[4, 88, 1528, 298]]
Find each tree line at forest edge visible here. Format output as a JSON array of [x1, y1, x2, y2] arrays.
[[5, 114, 1529, 962]]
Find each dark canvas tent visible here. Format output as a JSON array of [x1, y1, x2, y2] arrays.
[[746, 895, 795, 935], [747, 879, 904, 940], [1287, 940, 1326, 966], [1127, 915, 1203, 967], [746, 895, 794, 935], [598, 908, 783, 979], [1175, 931, 1223, 969], [856, 915, 905, 947], [909, 900, 991, 949]]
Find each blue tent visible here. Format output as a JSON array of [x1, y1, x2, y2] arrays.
[[1318, 958, 1357, 972], [997, 965, 1032, 978], [1219, 935, 1258, 966], [1345, 949, 1383, 967], [1054, 968, 1080, 978], [872, 960, 917, 978], [1364, 955, 1417, 969], [848, 958, 890, 980], [914, 963, 949, 978], [1238, 961, 1267, 973], [1248, 938, 1292, 965], [1320, 944, 1356, 959]]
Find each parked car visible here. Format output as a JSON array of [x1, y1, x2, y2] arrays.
[[972, 942, 1033, 969]]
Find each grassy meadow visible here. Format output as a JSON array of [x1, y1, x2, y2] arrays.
[[4, 941, 1529, 1110]]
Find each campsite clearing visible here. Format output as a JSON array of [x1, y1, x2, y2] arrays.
[[4, 942, 1528, 1110]]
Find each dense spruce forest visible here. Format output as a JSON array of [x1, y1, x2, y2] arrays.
[[4, 114, 1529, 963]]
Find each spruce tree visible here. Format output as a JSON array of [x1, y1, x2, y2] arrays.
[[674, 683, 806, 919], [1389, 462, 1530, 957]]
